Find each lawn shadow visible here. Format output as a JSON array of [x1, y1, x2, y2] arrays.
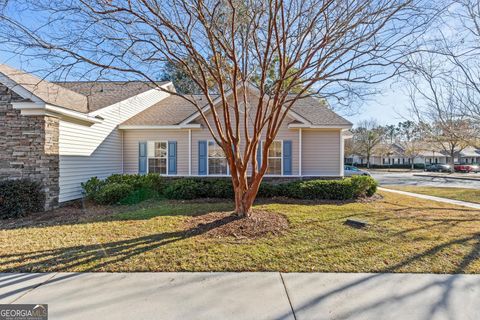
[[0, 214, 239, 273]]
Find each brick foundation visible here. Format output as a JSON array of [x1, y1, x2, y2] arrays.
[[0, 85, 59, 210]]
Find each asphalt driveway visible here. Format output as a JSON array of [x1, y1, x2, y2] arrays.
[[1, 272, 479, 320], [371, 172, 480, 189]]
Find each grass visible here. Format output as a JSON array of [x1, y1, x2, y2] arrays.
[[385, 186, 480, 204], [1, 191, 480, 273]]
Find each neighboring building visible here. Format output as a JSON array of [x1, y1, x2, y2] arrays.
[[0, 64, 352, 210], [346, 142, 480, 167]]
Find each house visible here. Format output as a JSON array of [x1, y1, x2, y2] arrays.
[[0, 64, 352, 210], [347, 142, 480, 167]]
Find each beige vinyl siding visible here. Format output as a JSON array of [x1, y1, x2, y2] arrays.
[[191, 95, 299, 175], [302, 129, 341, 176], [58, 89, 170, 202], [122, 129, 190, 175]]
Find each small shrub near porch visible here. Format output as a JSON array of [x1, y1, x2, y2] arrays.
[[82, 174, 377, 205]]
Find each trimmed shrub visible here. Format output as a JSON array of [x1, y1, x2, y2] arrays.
[[81, 176, 106, 200], [288, 179, 355, 200], [82, 174, 165, 205], [0, 179, 45, 219], [351, 175, 378, 198], [164, 178, 203, 200], [204, 179, 234, 199], [94, 182, 134, 205]]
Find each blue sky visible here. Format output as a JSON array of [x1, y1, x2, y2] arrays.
[[344, 79, 412, 125]]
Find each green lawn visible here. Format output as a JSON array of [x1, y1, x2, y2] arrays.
[[386, 186, 480, 204], [1, 191, 480, 273]]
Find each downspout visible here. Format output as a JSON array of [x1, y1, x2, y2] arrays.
[[298, 128, 302, 176], [121, 129, 124, 173], [188, 129, 192, 176]]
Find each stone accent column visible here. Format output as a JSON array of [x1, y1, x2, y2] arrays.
[[0, 85, 60, 210]]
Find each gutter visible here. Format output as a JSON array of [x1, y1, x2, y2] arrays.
[[118, 124, 202, 130], [12, 102, 102, 125]]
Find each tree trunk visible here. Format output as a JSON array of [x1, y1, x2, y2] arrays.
[[234, 192, 255, 218], [232, 175, 261, 218]]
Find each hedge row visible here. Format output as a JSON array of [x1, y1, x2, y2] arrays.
[[0, 179, 45, 219], [82, 174, 377, 205]]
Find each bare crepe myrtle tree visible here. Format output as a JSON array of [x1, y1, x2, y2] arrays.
[[0, 0, 432, 217]]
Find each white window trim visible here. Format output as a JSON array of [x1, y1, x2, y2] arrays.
[[207, 140, 229, 176], [147, 141, 169, 175], [264, 140, 284, 176]]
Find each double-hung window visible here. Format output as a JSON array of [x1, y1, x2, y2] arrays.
[[148, 141, 167, 174], [266, 140, 282, 175], [208, 141, 228, 175]]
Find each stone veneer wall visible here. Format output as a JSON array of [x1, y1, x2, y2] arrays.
[[0, 84, 59, 210]]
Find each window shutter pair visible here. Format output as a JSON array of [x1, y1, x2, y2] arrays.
[[138, 141, 177, 175], [256, 140, 292, 175]]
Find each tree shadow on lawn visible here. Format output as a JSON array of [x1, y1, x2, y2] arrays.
[[0, 213, 239, 273], [0, 200, 235, 231], [275, 233, 480, 320], [0, 196, 378, 231]]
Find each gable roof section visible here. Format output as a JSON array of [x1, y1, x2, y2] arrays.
[[121, 95, 212, 126], [121, 92, 352, 128], [56, 81, 167, 112], [0, 64, 89, 113], [289, 96, 352, 126], [0, 64, 168, 114]]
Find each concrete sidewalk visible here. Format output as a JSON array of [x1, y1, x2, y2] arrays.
[[1, 272, 479, 320], [379, 187, 480, 210]]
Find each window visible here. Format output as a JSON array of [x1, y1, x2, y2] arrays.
[[266, 140, 282, 175], [148, 142, 167, 174], [208, 141, 228, 175]]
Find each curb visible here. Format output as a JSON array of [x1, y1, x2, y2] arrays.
[[413, 174, 480, 182]]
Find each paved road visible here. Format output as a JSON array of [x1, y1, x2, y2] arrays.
[[1, 272, 479, 320], [371, 172, 480, 189]]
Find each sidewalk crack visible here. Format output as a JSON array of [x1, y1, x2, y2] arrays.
[[280, 272, 297, 320], [8, 273, 58, 304]]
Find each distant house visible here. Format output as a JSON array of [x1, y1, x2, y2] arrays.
[[0, 64, 352, 210], [346, 142, 480, 166]]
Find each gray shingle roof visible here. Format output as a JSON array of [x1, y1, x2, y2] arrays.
[[0, 64, 89, 113], [121, 95, 210, 126], [0, 64, 168, 113], [289, 96, 352, 126], [121, 94, 352, 127], [56, 81, 167, 112]]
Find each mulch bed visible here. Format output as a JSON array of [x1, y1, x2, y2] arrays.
[[184, 209, 289, 239]]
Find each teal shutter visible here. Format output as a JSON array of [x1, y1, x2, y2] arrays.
[[139, 142, 147, 175], [198, 141, 207, 175], [168, 141, 177, 175], [257, 141, 262, 169], [283, 140, 292, 175]]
